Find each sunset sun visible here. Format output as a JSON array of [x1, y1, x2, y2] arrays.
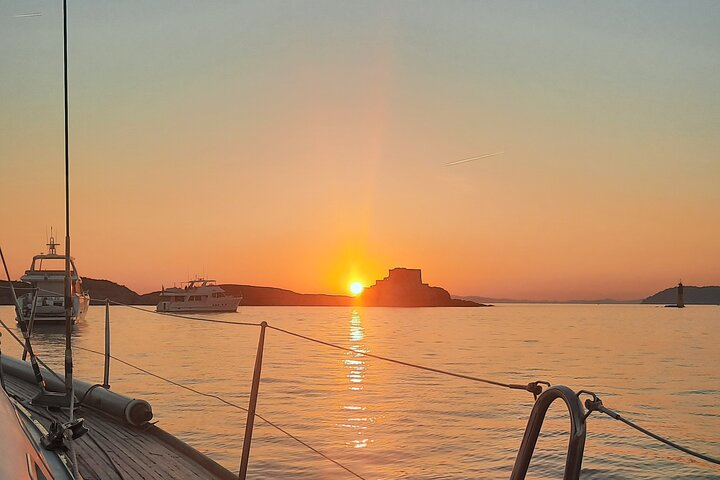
[[349, 282, 364, 296]]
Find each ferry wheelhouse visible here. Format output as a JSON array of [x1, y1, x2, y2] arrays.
[[157, 278, 240, 313], [18, 236, 89, 324]]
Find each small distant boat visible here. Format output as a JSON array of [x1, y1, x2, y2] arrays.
[[18, 235, 89, 324], [157, 278, 240, 313]]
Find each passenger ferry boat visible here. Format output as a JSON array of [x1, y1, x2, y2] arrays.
[[17, 236, 89, 324], [157, 278, 240, 313]]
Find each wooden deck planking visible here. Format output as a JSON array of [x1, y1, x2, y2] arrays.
[[3, 374, 235, 480]]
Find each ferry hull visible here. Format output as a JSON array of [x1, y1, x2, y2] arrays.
[[157, 300, 240, 313], [156, 279, 240, 313]]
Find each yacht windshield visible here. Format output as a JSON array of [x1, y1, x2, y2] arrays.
[[34, 258, 66, 271]]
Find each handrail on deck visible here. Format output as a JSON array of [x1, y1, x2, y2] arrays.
[[510, 385, 587, 480]]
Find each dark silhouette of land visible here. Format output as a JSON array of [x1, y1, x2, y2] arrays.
[[3, 280, 718, 307], [357, 268, 485, 307], [642, 285, 720, 305], [85, 280, 353, 306]]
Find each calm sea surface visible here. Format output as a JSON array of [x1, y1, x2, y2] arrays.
[[1, 304, 718, 479]]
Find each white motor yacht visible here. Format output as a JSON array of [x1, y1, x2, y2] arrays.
[[157, 278, 240, 313], [18, 236, 89, 324]]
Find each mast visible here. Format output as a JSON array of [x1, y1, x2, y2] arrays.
[[62, 0, 74, 403]]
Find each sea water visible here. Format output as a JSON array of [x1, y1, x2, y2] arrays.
[[1, 304, 718, 479]]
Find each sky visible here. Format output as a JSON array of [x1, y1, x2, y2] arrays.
[[1, 1, 719, 300]]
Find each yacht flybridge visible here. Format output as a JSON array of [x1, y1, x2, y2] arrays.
[[18, 236, 89, 324], [157, 278, 240, 313]]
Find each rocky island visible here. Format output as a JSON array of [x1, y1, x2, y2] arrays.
[[357, 268, 486, 307]]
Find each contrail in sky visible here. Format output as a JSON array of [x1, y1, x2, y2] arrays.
[[13, 12, 42, 18], [445, 151, 504, 166]]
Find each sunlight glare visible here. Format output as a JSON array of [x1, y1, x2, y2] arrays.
[[349, 282, 364, 296]]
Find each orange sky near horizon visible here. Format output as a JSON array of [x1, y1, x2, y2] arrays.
[[2, 1, 719, 300]]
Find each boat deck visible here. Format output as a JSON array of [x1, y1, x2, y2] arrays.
[[3, 374, 236, 480]]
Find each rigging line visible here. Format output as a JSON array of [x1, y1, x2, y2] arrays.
[[0, 246, 46, 388], [97, 299, 261, 327], [266, 325, 515, 389], [74, 346, 368, 480], [0, 318, 65, 384], [594, 403, 720, 466]]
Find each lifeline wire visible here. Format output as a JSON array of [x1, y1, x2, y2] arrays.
[[74, 346, 367, 480], [97, 308, 720, 469], [96, 298, 261, 327], [590, 402, 720, 466], [93, 299, 543, 393], [268, 324, 519, 390], [31, 295, 550, 395]]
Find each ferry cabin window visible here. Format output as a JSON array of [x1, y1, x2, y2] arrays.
[[212, 292, 226, 298]]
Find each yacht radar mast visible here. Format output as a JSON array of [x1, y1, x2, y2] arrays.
[[46, 230, 59, 255]]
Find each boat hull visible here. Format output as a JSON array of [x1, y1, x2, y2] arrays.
[[157, 280, 241, 313], [157, 300, 240, 313], [17, 292, 89, 324]]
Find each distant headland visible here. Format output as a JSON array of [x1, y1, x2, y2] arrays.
[[641, 285, 720, 305], [458, 285, 720, 305]]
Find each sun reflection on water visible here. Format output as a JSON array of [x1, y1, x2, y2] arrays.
[[341, 309, 373, 449]]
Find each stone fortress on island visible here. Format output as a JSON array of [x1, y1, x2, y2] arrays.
[[357, 268, 485, 307]]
